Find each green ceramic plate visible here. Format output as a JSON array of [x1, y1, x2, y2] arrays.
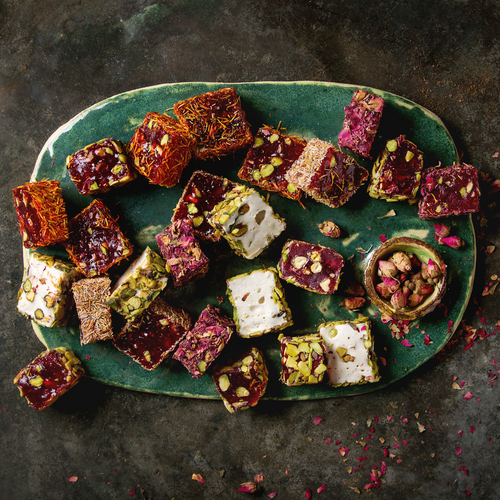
[[28, 81, 475, 400]]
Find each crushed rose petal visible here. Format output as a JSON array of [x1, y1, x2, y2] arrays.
[[317, 483, 326, 494], [314, 417, 324, 425], [192, 473, 205, 484]]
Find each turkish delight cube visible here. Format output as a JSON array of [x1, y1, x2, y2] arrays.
[[64, 199, 133, 277], [277, 239, 344, 294], [113, 298, 191, 371], [66, 138, 136, 195], [418, 163, 481, 219], [238, 125, 306, 201], [318, 317, 381, 387], [107, 246, 169, 321], [212, 347, 269, 413], [127, 112, 196, 187], [285, 138, 369, 208], [155, 219, 209, 287], [17, 252, 81, 328], [338, 89, 385, 158], [12, 179, 69, 249], [173, 305, 234, 378], [278, 333, 327, 386], [209, 185, 286, 260], [173, 87, 253, 160], [72, 276, 114, 344], [13, 347, 84, 411], [226, 268, 293, 338], [171, 170, 239, 242], [367, 135, 424, 201]]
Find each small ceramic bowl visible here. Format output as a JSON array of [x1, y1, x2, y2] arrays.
[[364, 237, 447, 321]]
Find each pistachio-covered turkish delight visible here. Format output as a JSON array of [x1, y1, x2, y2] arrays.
[[17, 252, 81, 328], [155, 219, 209, 287], [113, 298, 191, 371], [277, 239, 344, 294], [226, 268, 293, 338], [12, 179, 69, 249], [238, 125, 306, 201], [418, 163, 481, 219], [367, 135, 424, 202], [278, 333, 327, 386], [338, 89, 385, 158], [64, 199, 133, 277], [107, 247, 168, 321], [209, 185, 286, 260], [72, 276, 113, 344], [212, 347, 268, 413], [13, 347, 84, 411], [127, 112, 196, 187], [172, 170, 239, 242], [173, 87, 253, 160], [285, 138, 369, 208], [318, 317, 380, 387], [173, 305, 234, 378], [66, 138, 136, 195]]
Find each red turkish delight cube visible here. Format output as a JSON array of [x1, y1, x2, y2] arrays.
[[338, 89, 385, 158], [13, 347, 84, 410], [66, 138, 136, 195], [212, 347, 268, 413], [113, 298, 191, 371], [64, 199, 133, 277], [238, 125, 306, 201], [12, 179, 69, 249], [173, 305, 234, 378], [127, 112, 196, 187], [278, 239, 344, 294], [173, 87, 253, 160], [418, 163, 481, 219], [155, 219, 209, 287]]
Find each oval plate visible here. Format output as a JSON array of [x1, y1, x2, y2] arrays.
[[28, 81, 475, 399]]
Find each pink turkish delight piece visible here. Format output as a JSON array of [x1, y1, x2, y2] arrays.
[[173, 305, 234, 378], [338, 89, 385, 158]]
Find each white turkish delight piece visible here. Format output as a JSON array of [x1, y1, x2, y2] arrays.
[[17, 252, 81, 328], [318, 317, 380, 387], [226, 268, 293, 338]]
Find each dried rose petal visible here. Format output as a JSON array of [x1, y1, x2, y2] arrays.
[[254, 473, 264, 483], [237, 482, 258, 493], [192, 473, 205, 484], [401, 339, 413, 347], [463, 391, 474, 400], [314, 417, 324, 425], [317, 483, 326, 494], [305, 488, 312, 500]]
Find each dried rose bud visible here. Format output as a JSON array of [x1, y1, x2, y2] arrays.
[[414, 280, 434, 295], [390, 251, 412, 272], [408, 253, 421, 268], [378, 260, 397, 277], [390, 289, 407, 309], [341, 297, 366, 310], [343, 281, 365, 296], [420, 262, 430, 280], [402, 286, 411, 298], [440, 235, 465, 249], [407, 293, 424, 308], [434, 223, 451, 243], [318, 220, 341, 238], [376, 282, 393, 298], [237, 482, 259, 494], [382, 276, 400, 293], [426, 259, 441, 279], [399, 272, 409, 283]]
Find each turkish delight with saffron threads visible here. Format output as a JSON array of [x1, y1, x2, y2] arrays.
[[127, 112, 196, 187], [208, 184, 286, 260], [212, 347, 268, 413], [418, 163, 481, 219], [64, 199, 133, 277], [238, 125, 306, 201], [278, 333, 327, 386], [277, 239, 344, 294], [17, 252, 81, 328], [226, 268, 293, 338], [12, 179, 69, 249], [173, 87, 253, 160], [318, 317, 381, 387], [107, 246, 169, 321], [338, 89, 385, 158], [367, 135, 424, 202], [113, 298, 191, 371], [13, 347, 84, 411], [172, 170, 238, 242], [72, 276, 113, 344], [173, 305, 234, 379], [66, 138, 136, 195], [155, 219, 209, 287], [285, 138, 369, 208]]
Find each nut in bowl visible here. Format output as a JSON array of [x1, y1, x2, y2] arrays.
[[364, 237, 447, 321]]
